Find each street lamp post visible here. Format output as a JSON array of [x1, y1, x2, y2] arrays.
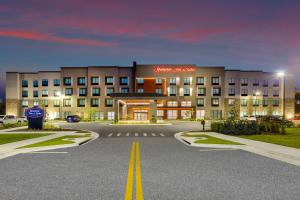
[[277, 72, 285, 120]]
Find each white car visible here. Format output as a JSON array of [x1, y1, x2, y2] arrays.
[[0, 115, 18, 124], [242, 115, 257, 121], [17, 117, 28, 123]]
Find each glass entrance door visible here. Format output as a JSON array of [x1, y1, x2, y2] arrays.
[[134, 110, 148, 121]]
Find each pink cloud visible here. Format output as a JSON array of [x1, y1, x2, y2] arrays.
[[0, 29, 116, 47]]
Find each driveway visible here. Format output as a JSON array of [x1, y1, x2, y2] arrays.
[[0, 122, 299, 200]]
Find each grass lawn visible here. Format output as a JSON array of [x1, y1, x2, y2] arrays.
[[239, 128, 300, 149], [0, 133, 51, 145], [182, 133, 242, 145], [19, 134, 91, 148]]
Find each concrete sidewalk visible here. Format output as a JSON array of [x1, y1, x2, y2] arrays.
[[201, 132, 300, 167]]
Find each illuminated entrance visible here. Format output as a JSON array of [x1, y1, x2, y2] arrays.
[[109, 93, 168, 122]]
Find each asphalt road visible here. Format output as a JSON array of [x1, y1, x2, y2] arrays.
[[0, 122, 300, 200]]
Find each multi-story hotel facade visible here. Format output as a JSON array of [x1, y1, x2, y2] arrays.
[[6, 62, 295, 121]]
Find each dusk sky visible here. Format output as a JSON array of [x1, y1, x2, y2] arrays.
[[1, 0, 300, 100]]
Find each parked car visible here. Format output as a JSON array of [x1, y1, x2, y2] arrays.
[[66, 115, 81, 123], [17, 117, 28, 123], [0, 115, 18, 124], [242, 115, 257, 121]]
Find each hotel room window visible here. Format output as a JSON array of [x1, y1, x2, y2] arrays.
[[183, 77, 191, 85], [42, 79, 48, 87], [42, 89, 48, 97], [120, 88, 129, 93], [241, 88, 248, 96], [181, 101, 192, 107], [33, 90, 38, 97], [156, 88, 162, 94], [53, 90, 60, 97], [137, 88, 144, 93], [169, 77, 176, 85], [212, 87, 221, 96], [22, 80, 28, 87], [211, 98, 220, 106], [53, 100, 60, 107], [120, 77, 129, 85], [211, 77, 220, 85], [63, 99, 71, 107], [77, 77, 86, 86], [63, 77, 72, 86], [263, 80, 268, 87], [273, 89, 279, 97], [228, 99, 236, 106], [197, 87, 206, 96], [33, 80, 38, 87], [273, 99, 280, 107], [240, 99, 248, 106], [156, 77, 162, 85], [91, 99, 99, 107], [65, 88, 73, 96], [196, 77, 205, 85], [169, 87, 176, 96], [228, 78, 235, 85], [253, 99, 259, 106], [228, 88, 235, 96], [167, 101, 178, 107], [136, 78, 144, 85], [197, 98, 205, 107], [42, 100, 48, 107], [253, 79, 259, 86], [263, 99, 268, 107], [105, 76, 114, 85], [92, 88, 100, 96], [241, 78, 248, 86], [183, 88, 191, 96], [105, 99, 113, 107], [77, 99, 85, 107], [21, 100, 28, 107], [53, 79, 60, 86], [79, 88, 87, 96], [273, 79, 279, 87], [106, 87, 114, 96], [263, 88, 268, 97], [91, 77, 100, 85]]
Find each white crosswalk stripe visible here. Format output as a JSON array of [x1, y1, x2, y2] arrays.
[[152, 133, 156, 136], [108, 133, 113, 137], [143, 133, 147, 136], [135, 133, 139, 137], [160, 133, 165, 137], [117, 133, 121, 136], [126, 133, 130, 136]]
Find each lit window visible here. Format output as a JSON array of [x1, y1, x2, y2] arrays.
[[228, 99, 235, 105], [54, 90, 60, 97], [53, 100, 60, 107], [183, 77, 191, 85], [42, 89, 48, 97], [169, 87, 176, 96], [77, 99, 85, 107], [167, 110, 177, 119], [137, 89, 144, 93], [253, 99, 259, 106], [196, 77, 205, 85], [211, 77, 220, 85], [167, 101, 178, 107], [107, 112, 115, 120], [137, 78, 144, 84], [181, 101, 191, 107], [21, 100, 28, 107], [241, 99, 248, 106], [169, 77, 176, 85], [42, 100, 48, 107], [63, 99, 71, 107], [183, 88, 191, 96], [211, 98, 219, 106]]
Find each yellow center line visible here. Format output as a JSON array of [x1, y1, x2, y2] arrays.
[[124, 141, 144, 200], [135, 142, 144, 200], [124, 142, 136, 200]]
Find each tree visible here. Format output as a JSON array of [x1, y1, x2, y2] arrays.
[[200, 119, 205, 131]]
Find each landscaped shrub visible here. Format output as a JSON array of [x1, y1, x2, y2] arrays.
[[211, 120, 261, 135], [211, 122, 223, 132]]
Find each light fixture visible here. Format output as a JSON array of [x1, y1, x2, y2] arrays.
[[277, 71, 285, 77]]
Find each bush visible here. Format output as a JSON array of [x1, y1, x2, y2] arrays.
[[211, 120, 261, 135]]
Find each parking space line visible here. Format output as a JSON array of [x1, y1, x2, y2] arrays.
[[117, 133, 121, 137], [126, 133, 130, 137], [135, 133, 138, 137], [108, 133, 113, 137], [160, 133, 165, 137], [152, 133, 156, 136], [143, 133, 147, 137]]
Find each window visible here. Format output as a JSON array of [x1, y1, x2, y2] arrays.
[[42, 90, 48, 97], [33, 80, 38, 87], [241, 99, 248, 106], [53, 79, 60, 86], [156, 77, 162, 85], [253, 87, 259, 96], [273, 99, 280, 106], [63, 99, 71, 107], [197, 88, 206, 96], [64, 111, 72, 118], [211, 77, 220, 85], [91, 77, 99, 85], [42, 79, 48, 86], [120, 77, 129, 85], [120, 88, 129, 93], [196, 77, 205, 85], [105, 99, 113, 107], [65, 88, 73, 96], [136, 78, 144, 84], [42, 100, 48, 107], [21, 90, 28, 97], [263, 88, 268, 97], [91, 99, 99, 107], [53, 100, 60, 107], [211, 110, 222, 120], [22, 80, 28, 87], [169, 87, 176, 96], [197, 99, 205, 107], [92, 88, 100, 96], [181, 101, 191, 107], [228, 88, 235, 96], [228, 99, 236, 105], [63, 77, 72, 86], [273, 79, 279, 87], [181, 110, 191, 119], [77, 77, 86, 86], [167, 101, 178, 107], [263, 80, 268, 87], [211, 98, 219, 106], [183, 88, 191, 96], [156, 88, 162, 94], [241, 78, 248, 86], [105, 76, 114, 85], [137, 89, 144, 93], [21, 100, 28, 107], [228, 78, 235, 85], [167, 110, 177, 119], [241, 88, 248, 96], [157, 110, 164, 117], [253, 79, 259, 86], [196, 110, 205, 119], [33, 100, 39, 106], [77, 99, 85, 107], [107, 112, 115, 120], [33, 90, 38, 97], [54, 90, 60, 97], [212, 87, 221, 96], [253, 99, 259, 106], [273, 90, 279, 97], [183, 77, 191, 85], [79, 88, 87, 96], [106, 87, 114, 96], [263, 99, 268, 107], [169, 77, 176, 85]]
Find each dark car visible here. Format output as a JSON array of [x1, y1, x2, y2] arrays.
[[66, 115, 81, 123]]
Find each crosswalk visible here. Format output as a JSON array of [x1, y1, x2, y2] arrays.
[[106, 132, 167, 138]]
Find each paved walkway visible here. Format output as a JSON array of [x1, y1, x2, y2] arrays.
[[178, 132, 300, 167]]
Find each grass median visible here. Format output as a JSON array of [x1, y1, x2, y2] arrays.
[[18, 134, 91, 149], [182, 133, 242, 145], [0, 133, 51, 145], [239, 128, 300, 149]]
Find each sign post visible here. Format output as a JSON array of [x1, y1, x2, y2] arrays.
[[25, 106, 45, 129]]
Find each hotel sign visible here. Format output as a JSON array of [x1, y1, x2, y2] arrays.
[[153, 66, 195, 73]]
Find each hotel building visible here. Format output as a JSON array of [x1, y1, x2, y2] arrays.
[[6, 62, 295, 121]]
